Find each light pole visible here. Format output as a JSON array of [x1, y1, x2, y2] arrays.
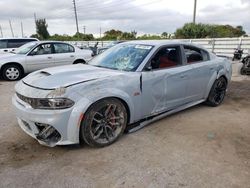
[[193, 0, 197, 24], [73, 0, 79, 33], [21, 22, 24, 37], [9, 20, 14, 37], [83, 26, 86, 34]]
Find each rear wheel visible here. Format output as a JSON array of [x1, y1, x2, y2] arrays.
[[2, 64, 22, 81], [206, 77, 227, 107], [240, 67, 247, 75], [80, 98, 127, 147]]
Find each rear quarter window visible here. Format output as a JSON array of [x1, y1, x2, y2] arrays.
[[0, 40, 7, 49], [184, 45, 210, 64]]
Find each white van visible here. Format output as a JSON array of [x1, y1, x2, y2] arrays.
[[0, 38, 39, 54]]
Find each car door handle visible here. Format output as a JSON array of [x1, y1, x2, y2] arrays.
[[47, 56, 53, 59], [210, 67, 215, 70], [180, 75, 187, 79], [3, 50, 8, 52], [70, 55, 74, 58]]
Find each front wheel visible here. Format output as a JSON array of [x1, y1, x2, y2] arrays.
[[206, 77, 227, 107], [2, 64, 22, 81], [80, 98, 128, 147]]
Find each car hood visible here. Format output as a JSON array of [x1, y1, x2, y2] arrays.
[[22, 64, 124, 89]]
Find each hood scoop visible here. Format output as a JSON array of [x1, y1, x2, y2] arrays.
[[39, 71, 51, 76]]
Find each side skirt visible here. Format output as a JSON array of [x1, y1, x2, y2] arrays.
[[126, 99, 205, 133]]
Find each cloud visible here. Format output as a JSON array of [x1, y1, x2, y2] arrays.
[[198, 2, 250, 30], [0, 0, 249, 37]]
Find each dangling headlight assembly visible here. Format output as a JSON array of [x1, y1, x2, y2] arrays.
[[16, 93, 75, 109]]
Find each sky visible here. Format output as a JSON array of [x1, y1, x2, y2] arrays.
[[0, 0, 249, 38]]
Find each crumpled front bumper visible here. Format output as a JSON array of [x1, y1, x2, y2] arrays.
[[12, 93, 80, 147]]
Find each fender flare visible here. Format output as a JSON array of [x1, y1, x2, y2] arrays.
[[204, 68, 228, 99], [66, 89, 134, 144]]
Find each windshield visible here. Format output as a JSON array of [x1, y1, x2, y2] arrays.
[[15, 42, 38, 54], [88, 44, 153, 71]]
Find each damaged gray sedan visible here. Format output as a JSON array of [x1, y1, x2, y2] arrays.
[[12, 41, 232, 147]]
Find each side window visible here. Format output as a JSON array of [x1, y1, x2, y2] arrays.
[[54, 43, 75, 53], [0, 40, 7, 49], [150, 46, 181, 70], [31, 44, 53, 55], [184, 46, 209, 64]]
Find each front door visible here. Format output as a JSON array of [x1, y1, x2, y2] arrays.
[[140, 45, 190, 118], [25, 43, 55, 72]]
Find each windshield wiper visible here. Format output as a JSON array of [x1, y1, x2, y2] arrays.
[[91, 65, 105, 68], [91, 65, 118, 70]]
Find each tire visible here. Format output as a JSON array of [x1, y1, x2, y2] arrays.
[[2, 64, 22, 81], [73, 59, 86, 64], [240, 67, 246, 75], [80, 98, 128, 147], [206, 77, 227, 107]]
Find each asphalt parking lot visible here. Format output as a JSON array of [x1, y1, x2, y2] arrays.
[[0, 63, 250, 188]]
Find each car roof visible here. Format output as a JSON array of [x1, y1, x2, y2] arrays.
[[0, 38, 38, 40], [123, 40, 206, 50], [35, 41, 73, 45]]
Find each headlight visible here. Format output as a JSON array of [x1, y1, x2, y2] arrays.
[[16, 93, 74, 109], [34, 98, 75, 109]]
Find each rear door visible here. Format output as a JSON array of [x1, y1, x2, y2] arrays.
[[25, 43, 55, 72], [53, 43, 76, 66], [183, 45, 216, 101]]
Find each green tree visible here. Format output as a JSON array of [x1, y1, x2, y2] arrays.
[[49, 34, 74, 41], [175, 23, 212, 39], [175, 23, 247, 39], [73, 32, 94, 41], [30, 34, 39, 39], [137, 34, 161, 40], [120, 31, 137, 40], [161, 32, 169, 39], [102, 29, 123, 40], [35, 18, 50, 40]]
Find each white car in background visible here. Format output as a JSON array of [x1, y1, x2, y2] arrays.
[[0, 41, 93, 81]]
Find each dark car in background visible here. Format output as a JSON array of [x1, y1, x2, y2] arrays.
[[0, 38, 39, 54]]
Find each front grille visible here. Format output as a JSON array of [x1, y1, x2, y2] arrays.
[[16, 93, 36, 107]]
